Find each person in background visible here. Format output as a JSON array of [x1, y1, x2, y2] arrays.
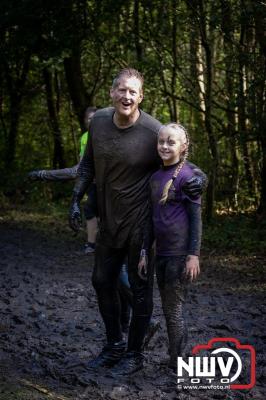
[[28, 107, 98, 254]]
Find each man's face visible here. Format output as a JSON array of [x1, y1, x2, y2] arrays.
[[110, 76, 143, 120]]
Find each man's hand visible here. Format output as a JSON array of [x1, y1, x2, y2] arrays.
[[183, 174, 207, 198], [138, 249, 148, 281], [185, 255, 200, 282], [69, 197, 82, 232], [27, 170, 44, 181]]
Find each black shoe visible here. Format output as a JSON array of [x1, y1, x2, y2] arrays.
[[87, 340, 126, 369], [110, 351, 144, 376], [143, 319, 160, 348]]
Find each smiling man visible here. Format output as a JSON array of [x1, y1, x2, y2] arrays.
[[111, 73, 143, 127], [69, 68, 205, 376]]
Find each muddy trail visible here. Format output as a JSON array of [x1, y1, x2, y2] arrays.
[[0, 210, 265, 400]]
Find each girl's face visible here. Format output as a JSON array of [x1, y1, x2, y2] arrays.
[[157, 127, 186, 165]]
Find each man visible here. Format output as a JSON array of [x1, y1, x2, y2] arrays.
[[28, 103, 160, 342], [69, 68, 205, 375]]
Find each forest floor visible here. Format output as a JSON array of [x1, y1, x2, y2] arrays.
[[0, 206, 265, 400]]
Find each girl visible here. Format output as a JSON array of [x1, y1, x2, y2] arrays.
[[138, 122, 202, 371]]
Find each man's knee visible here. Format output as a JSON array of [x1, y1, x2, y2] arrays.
[[92, 264, 120, 292], [92, 269, 112, 290]]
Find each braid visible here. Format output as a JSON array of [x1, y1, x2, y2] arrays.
[[159, 123, 190, 205]]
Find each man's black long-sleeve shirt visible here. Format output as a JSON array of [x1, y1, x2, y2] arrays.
[[77, 107, 161, 248]]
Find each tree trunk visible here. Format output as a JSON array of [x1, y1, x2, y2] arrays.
[[170, 0, 178, 122], [64, 47, 91, 131], [43, 67, 65, 169], [221, 0, 239, 208], [134, 0, 142, 63], [5, 96, 21, 170], [249, 0, 266, 214], [4, 51, 31, 170], [238, 5, 254, 195], [189, 28, 205, 130], [198, 0, 218, 221], [257, 129, 266, 215]]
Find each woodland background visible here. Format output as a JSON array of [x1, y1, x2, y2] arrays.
[[0, 2, 265, 399], [0, 0, 265, 223]]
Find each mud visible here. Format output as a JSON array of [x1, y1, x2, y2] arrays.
[[0, 212, 265, 399]]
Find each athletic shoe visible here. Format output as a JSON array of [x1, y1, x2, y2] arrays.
[[110, 351, 144, 376], [86, 340, 126, 369]]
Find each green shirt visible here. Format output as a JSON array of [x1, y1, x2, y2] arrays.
[[79, 131, 90, 157]]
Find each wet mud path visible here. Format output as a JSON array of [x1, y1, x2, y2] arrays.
[[0, 212, 265, 399]]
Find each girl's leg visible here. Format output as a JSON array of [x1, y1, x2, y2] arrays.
[[156, 256, 187, 370]]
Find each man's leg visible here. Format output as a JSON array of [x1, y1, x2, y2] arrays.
[[118, 261, 160, 344], [111, 231, 154, 375], [88, 244, 126, 368]]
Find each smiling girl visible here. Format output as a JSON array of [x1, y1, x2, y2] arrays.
[[138, 122, 202, 372]]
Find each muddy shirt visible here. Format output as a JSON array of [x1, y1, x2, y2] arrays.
[[150, 162, 201, 256], [78, 107, 162, 248]]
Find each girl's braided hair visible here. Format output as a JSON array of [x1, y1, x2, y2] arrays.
[[159, 123, 190, 205]]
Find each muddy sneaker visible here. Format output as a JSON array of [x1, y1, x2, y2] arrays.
[[143, 319, 160, 348], [110, 351, 144, 376], [87, 340, 126, 369], [84, 242, 95, 254]]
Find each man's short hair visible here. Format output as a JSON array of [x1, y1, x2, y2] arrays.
[[112, 68, 144, 90]]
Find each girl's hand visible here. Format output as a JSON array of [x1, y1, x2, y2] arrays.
[[185, 255, 200, 282], [138, 249, 148, 281]]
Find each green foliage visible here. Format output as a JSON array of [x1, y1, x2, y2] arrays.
[[0, 0, 265, 215], [203, 213, 266, 255]]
